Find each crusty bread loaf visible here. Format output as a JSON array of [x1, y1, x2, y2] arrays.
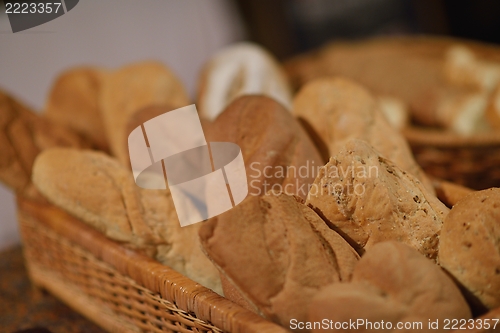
[[100, 61, 190, 165], [0, 89, 88, 197], [205, 95, 324, 199], [293, 77, 435, 194], [197, 42, 293, 120], [45, 67, 109, 150], [32, 148, 222, 294], [309, 241, 471, 332], [306, 139, 449, 260], [199, 191, 359, 328], [438, 188, 500, 310]]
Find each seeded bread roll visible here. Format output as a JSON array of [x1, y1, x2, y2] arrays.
[[293, 77, 435, 194], [306, 139, 449, 260], [0, 89, 88, 197], [438, 188, 500, 310], [32, 148, 222, 294], [205, 95, 324, 199], [197, 42, 293, 120], [45, 67, 109, 150], [309, 241, 471, 333], [100, 61, 190, 165], [199, 192, 360, 328]]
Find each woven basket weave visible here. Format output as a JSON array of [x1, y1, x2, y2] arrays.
[[17, 197, 286, 333]]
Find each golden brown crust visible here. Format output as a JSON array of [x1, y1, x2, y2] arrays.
[[306, 139, 449, 260], [99, 61, 190, 165], [438, 188, 500, 310], [206, 95, 324, 199], [309, 241, 471, 331], [0, 89, 88, 196], [45, 67, 109, 150], [293, 77, 435, 195], [199, 191, 359, 327], [32, 148, 222, 294]]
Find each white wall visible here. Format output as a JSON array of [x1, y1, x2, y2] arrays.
[[0, 0, 245, 250]]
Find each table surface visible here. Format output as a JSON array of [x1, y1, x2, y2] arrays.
[[0, 245, 106, 333]]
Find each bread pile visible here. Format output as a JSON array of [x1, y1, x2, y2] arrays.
[[285, 39, 500, 136], [1, 41, 499, 332]]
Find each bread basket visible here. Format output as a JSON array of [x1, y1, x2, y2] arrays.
[[17, 196, 286, 333], [284, 36, 500, 190]]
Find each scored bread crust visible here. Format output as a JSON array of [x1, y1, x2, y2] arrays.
[[199, 192, 359, 328], [205, 95, 324, 199], [0, 89, 88, 197], [309, 241, 471, 331], [32, 148, 222, 294], [306, 139, 449, 260]]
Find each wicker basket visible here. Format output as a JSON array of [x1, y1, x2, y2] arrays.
[[404, 128, 500, 190], [17, 197, 286, 333], [284, 36, 500, 190]]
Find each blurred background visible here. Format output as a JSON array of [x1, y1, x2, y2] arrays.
[[1, 0, 500, 250]]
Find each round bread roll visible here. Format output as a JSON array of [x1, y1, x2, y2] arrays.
[[438, 188, 500, 310], [197, 42, 293, 120], [309, 241, 471, 333]]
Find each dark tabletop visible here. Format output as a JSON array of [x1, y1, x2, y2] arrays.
[[0, 245, 106, 333]]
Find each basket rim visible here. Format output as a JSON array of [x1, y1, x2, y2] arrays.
[[17, 196, 287, 333]]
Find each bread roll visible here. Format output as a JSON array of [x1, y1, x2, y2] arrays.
[[32, 148, 222, 294], [306, 139, 449, 260], [486, 84, 500, 130], [309, 242, 471, 333], [205, 95, 323, 199], [444, 45, 500, 92], [199, 191, 359, 328], [0, 89, 88, 197], [376, 95, 409, 130], [100, 61, 190, 165], [438, 188, 500, 310], [197, 42, 292, 120], [293, 77, 435, 194], [45, 67, 109, 150], [432, 179, 474, 208]]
